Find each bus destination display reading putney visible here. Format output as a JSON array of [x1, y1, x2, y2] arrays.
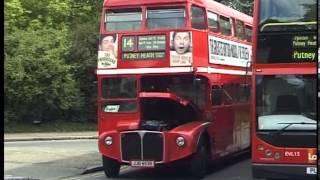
[[292, 35, 317, 61]]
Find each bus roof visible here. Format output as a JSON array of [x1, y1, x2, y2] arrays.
[[103, 0, 252, 24]]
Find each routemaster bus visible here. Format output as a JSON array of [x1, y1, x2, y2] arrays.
[[251, 0, 317, 179], [97, 0, 253, 178]]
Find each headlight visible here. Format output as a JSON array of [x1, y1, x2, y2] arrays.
[[176, 136, 185, 147], [274, 152, 281, 159], [256, 144, 264, 151], [104, 136, 113, 146], [265, 149, 272, 157]]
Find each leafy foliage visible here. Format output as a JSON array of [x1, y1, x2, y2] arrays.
[[5, 28, 83, 122], [219, 0, 253, 16], [4, 0, 100, 123]]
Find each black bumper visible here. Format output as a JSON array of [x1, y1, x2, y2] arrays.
[[252, 163, 317, 179]]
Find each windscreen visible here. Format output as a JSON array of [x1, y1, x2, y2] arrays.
[[102, 77, 137, 99], [101, 77, 137, 113], [147, 8, 185, 29], [259, 0, 316, 32], [256, 75, 316, 131]]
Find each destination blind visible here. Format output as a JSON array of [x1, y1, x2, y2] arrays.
[[122, 35, 166, 60], [256, 33, 317, 63]]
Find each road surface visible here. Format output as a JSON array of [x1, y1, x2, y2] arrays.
[[4, 139, 100, 180]]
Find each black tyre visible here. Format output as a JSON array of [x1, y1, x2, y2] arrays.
[[102, 156, 120, 178], [190, 139, 207, 179]]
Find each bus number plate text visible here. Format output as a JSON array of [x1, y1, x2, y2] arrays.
[[306, 167, 317, 175], [131, 160, 155, 168]]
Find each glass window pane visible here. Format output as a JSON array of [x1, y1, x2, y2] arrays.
[[245, 25, 252, 42], [106, 9, 142, 31], [147, 8, 185, 29], [219, 16, 231, 36], [256, 75, 316, 130], [191, 6, 206, 30], [208, 12, 218, 32], [103, 101, 137, 113], [102, 77, 137, 99], [141, 75, 207, 109], [236, 20, 245, 40], [259, 0, 316, 32]]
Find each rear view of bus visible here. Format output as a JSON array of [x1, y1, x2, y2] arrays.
[[252, 0, 317, 179]]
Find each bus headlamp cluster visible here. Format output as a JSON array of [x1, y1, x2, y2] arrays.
[[265, 149, 272, 157], [104, 136, 113, 146], [176, 136, 185, 147], [274, 152, 281, 159], [256, 144, 264, 151], [257, 145, 282, 159]]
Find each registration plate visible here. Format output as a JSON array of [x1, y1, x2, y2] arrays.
[[306, 167, 317, 175], [131, 160, 155, 168]]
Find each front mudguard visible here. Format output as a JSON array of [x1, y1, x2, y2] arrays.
[[164, 121, 211, 162], [99, 131, 121, 161]]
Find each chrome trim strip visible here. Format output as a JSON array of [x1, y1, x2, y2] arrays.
[[120, 130, 165, 164]]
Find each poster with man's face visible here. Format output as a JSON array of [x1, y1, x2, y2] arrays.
[[98, 34, 118, 68], [170, 31, 193, 66]]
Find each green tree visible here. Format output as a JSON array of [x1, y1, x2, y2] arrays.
[[4, 0, 102, 123], [5, 28, 84, 123], [217, 0, 253, 16], [64, 1, 102, 122]]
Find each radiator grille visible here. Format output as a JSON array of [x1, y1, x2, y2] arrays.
[[121, 131, 163, 162], [143, 133, 163, 161], [121, 133, 141, 161]]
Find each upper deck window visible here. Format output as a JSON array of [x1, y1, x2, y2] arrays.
[[235, 20, 245, 40], [245, 25, 252, 42], [259, 0, 316, 32], [256, 0, 316, 64], [191, 6, 206, 30], [219, 16, 232, 36], [106, 9, 142, 31], [208, 11, 218, 32], [147, 8, 185, 29]]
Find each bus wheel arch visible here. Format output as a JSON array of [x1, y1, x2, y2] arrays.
[[190, 130, 212, 178], [195, 129, 213, 159]]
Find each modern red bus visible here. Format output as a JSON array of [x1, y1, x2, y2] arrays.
[[97, 0, 253, 178], [251, 0, 317, 179]]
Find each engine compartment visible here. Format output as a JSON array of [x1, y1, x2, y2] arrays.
[[139, 97, 199, 131]]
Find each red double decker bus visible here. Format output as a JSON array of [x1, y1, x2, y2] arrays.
[[252, 0, 317, 179], [97, 0, 252, 178]]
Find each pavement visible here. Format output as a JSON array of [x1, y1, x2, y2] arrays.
[[4, 131, 98, 142], [4, 131, 103, 178]]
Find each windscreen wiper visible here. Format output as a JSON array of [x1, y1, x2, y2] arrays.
[[271, 122, 316, 137]]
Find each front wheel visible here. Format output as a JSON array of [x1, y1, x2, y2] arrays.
[[102, 156, 120, 178], [190, 141, 207, 179]]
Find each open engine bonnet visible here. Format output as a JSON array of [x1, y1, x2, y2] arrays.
[[139, 92, 200, 131]]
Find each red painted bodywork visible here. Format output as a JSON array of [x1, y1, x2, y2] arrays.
[[251, 0, 317, 174], [97, 0, 253, 166]]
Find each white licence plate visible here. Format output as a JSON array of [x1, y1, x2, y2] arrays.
[[131, 160, 155, 168], [306, 167, 317, 175]]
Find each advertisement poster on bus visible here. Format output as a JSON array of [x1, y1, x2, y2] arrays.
[[98, 34, 118, 68], [170, 31, 192, 66], [208, 36, 252, 67]]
